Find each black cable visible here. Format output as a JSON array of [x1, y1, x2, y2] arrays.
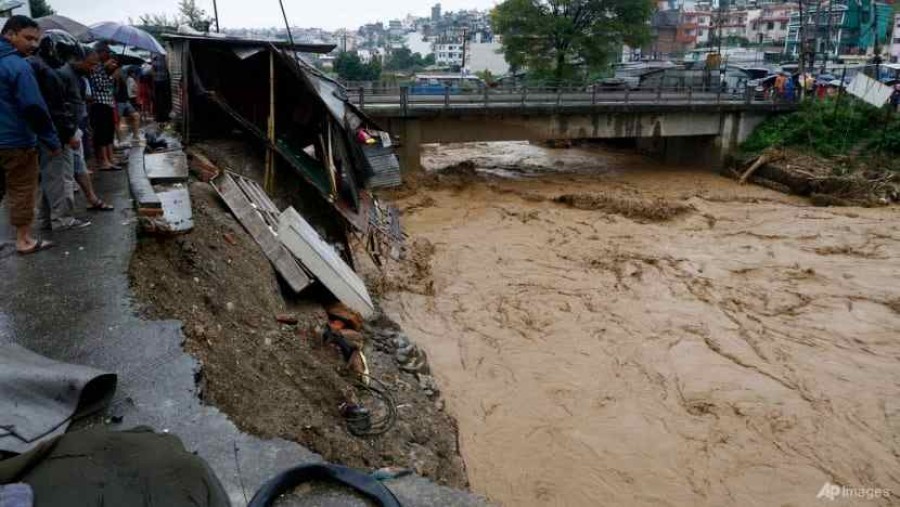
[[345, 375, 398, 438]]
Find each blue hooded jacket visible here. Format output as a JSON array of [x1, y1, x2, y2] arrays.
[[0, 38, 60, 150]]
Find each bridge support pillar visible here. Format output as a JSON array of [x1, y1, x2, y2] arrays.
[[398, 119, 423, 177]]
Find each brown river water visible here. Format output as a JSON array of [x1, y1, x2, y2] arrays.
[[381, 142, 900, 507]]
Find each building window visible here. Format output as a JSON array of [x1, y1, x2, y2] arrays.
[[780, 22, 787, 30], [767, 22, 774, 30]]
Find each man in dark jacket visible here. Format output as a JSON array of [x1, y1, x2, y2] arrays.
[[0, 15, 60, 254], [29, 30, 90, 231]]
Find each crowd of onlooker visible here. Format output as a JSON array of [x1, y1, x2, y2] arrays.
[[0, 15, 169, 255]]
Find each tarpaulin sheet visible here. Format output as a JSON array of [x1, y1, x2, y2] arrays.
[[0, 342, 117, 454]]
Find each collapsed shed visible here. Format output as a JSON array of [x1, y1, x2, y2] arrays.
[[162, 34, 403, 316], [164, 34, 401, 229]]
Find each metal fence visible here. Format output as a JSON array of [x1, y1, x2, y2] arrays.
[[348, 84, 782, 113]]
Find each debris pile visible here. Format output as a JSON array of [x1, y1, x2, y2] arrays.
[[553, 192, 694, 221], [733, 147, 900, 206]]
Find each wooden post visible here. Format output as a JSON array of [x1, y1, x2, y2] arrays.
[[264, 50, 276, 193]]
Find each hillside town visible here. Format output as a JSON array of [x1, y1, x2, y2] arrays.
[[215, 0, 900, 83]]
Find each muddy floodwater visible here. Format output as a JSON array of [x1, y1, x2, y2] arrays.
[[381, 142, 900, 507]]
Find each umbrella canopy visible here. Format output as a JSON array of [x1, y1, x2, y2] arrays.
[[36, 15, 89, 39], [84, 22, 166, 55]]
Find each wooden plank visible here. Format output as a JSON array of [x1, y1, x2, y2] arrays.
[[212, 173, 312, 293], [127, 147, 162, 209], [278, 206, 375, 318], [144, 152, 189, 184]]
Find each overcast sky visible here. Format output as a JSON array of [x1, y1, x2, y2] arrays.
[[49, 0, 498, 30]]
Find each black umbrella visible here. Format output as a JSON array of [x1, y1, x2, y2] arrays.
[[36, 15, 89, 39]]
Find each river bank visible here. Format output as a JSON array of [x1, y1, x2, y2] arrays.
[[380, 142, 900, 506]]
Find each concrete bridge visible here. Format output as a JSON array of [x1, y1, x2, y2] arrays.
[[352, 86, 798, 172]]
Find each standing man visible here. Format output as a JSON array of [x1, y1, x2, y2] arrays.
[[0, 15, 59, 254], [87, 41, 119, 171], [30, 29, 91, 231], [151, 53, 170, 124], [55, 31, 113, 211]]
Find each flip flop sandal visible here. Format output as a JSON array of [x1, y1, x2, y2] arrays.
[[88, 200, 115, 211], [17, 239, 56, 256]]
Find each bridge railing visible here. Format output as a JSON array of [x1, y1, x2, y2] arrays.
[[349, 84, 771, 112]]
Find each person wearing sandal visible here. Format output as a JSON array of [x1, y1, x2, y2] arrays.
[[87, 42, 119, 171], [58, 38, 113, 212], [0, 16, 59, 255]]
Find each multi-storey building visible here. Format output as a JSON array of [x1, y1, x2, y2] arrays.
[[784, 0, 893, 59]]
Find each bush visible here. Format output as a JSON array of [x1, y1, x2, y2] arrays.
[[741, 98, 890, 157]]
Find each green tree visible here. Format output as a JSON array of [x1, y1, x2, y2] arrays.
[[178, 0, 212, 32], [384, 48, 432, 71], [334, 52, 382, 82], [491, 0, 654, 83], [28, 0, 55, 17]]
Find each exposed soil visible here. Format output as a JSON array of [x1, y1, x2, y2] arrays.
[[380, 142, 900, 506], [129, 181, 467, 488]]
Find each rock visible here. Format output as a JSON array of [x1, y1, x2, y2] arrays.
[[225, 302, 235, 312], [393, 334, 410, 349], [434, 399, 445, 411], [416, 373, 439, 395], [325, 302, 363, 331], [339, 329, 365, 349], [275, 313, 298, 325]]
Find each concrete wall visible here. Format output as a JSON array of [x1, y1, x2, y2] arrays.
[[466, 41, 509, 76]]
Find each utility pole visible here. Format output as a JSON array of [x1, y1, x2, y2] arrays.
[[798, 0, 805, 98], [460, 27, 468, 76], [212, 0, 220, 33], [825, 0, 834, 73]]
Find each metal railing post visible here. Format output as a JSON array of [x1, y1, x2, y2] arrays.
[[745, 84, 752, 104], [592, 84, 597, 105], [444, 85, 450, 108], [625, 87, 630, 104], [401, 86, 409, 116], [716, 85, 722, 105], [521, 87, 527, 106], [484, 86, 489, 107], [688, 87, 693, 104], [556, 86, 562, 106], [358, 87, 365, 108], [656, 84, 662, 103]]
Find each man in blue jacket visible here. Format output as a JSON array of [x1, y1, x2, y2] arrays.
[[0, 15, 60, 254]]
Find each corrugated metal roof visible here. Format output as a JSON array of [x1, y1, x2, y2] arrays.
[[162, 34, 336, 54], [362, 145, 402, 189]]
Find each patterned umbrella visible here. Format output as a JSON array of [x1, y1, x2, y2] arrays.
[[84, 22, 166, 55], [36, 15, 89, 39]]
